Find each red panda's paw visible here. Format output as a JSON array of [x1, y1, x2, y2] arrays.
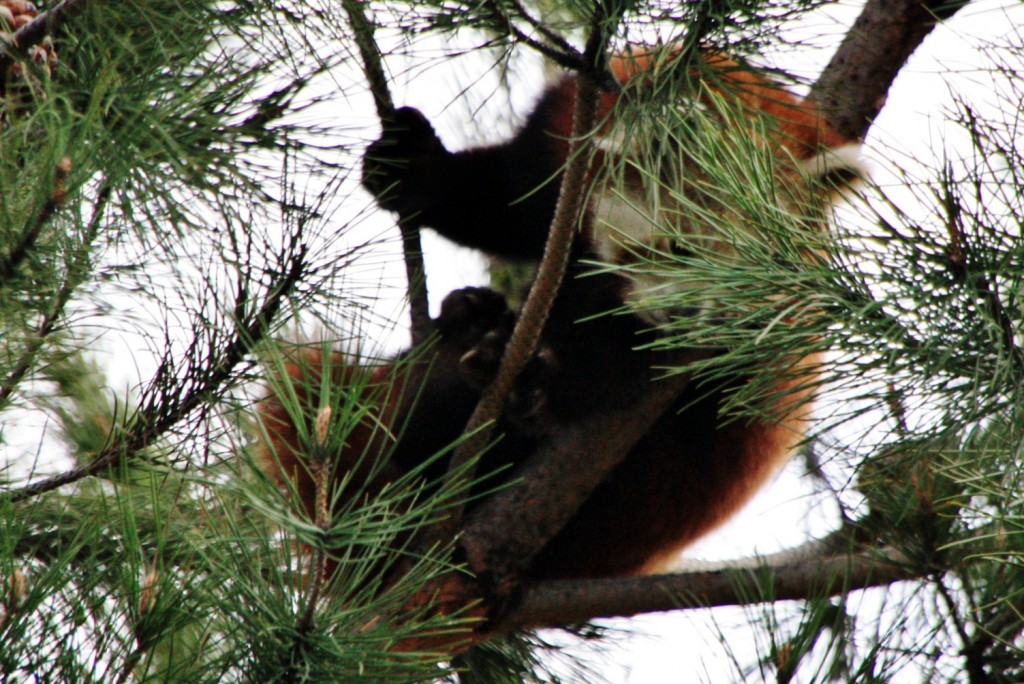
[[437, 287, 514, 342], [435, 287, 516, 389], [459, 328, 510, 390], [436, 285, 557, 428], [436, 287, 514, 389], [361, 107, 448, 214]]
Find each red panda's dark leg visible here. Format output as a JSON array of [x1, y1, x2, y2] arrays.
[[386, 287, 519, 479], [361, 79, 580, 261]]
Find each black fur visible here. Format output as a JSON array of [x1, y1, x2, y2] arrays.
[[362, 88, 573, 259]]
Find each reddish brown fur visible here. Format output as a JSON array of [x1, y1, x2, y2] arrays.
[[258, 349, 403, 519], [602, 49, 843, 160]]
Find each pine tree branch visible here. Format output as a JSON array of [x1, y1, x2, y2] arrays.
[[0, 162, 97, 413], [0, 260, 74, 410], [501, 545, 919, 631], [3, 234, 308, 503], [506, 0, 576, 57], [113, 647, 147, 684], [483, 0, 585, 74], [295, 406, 333, 636], [813, 0, 971, 141], [342, 0, 431, 347], [444, 35, 608, 531], [937, 168, 1024, 370]]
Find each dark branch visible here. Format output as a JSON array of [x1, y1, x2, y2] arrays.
[[0, 157, 72, 282], [0, 166, 100, 413], [460, 356, 703, 593], [503, 546, 918, 630], [814, 0, 971, 141], [341, 0, 431, 347], [484, 0, 587, 74], [0, 261, 75, 409]]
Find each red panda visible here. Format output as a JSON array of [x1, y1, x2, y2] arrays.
[[259, 47, 862, 581]]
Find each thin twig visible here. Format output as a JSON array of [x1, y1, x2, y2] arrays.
[[485, 0, 585, 73], [942, 181, 1024, 369], [341, 0, 431, 346], [0, 261, 74, 409], [0, 159, 86, 412], [508, 0, 576, 56], [296, 406, 334, 634], [443, 23, 610, 530], [113, 648, 146, 684]]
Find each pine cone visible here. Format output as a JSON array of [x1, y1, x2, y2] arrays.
[[1, 1, 58, 122]]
